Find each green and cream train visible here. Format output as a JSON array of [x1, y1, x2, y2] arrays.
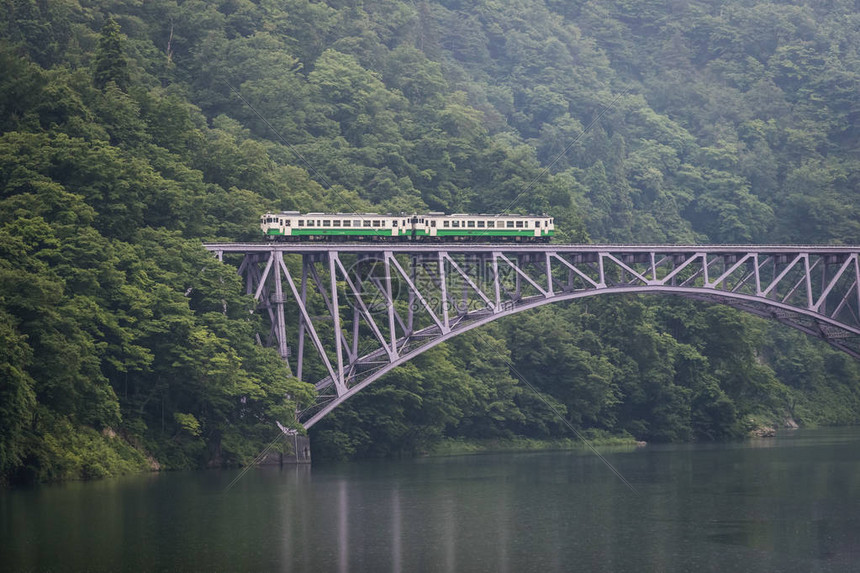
[[260, 212, 554, 242]]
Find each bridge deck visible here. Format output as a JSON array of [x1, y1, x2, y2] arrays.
[[205, 243, 860, 254]]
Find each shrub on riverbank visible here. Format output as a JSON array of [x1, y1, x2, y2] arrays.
[[429, 432, 640, 457], [10, 420, 149, 484]]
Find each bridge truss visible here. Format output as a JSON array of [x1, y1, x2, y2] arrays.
[[204, 243, 860, 428]]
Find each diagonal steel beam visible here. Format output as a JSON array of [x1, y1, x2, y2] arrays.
[[308, 260, 356, 363], [829, 279, 858, 322], [328, 255, 346, 394], [382, 254, 399, 357], [370, 275, 410, 335], [253, 253, 275, 301], [813, 254, 856, 312], [707, 253, 753, 289], [601, 253, 652, 285], [550, 253, 600, 288], [333, 253, 396, 361], [443, 253, 495, 310], [296, 261, 307, 381], [656, 253, 701, 286], [496, 253, 548, 296], [386, 253, 448, 333], [761, 253, 805, 298], [419, 259, 459, 321], [277, 253, 343, 395]]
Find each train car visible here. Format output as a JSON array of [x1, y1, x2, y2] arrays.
[[260, 212, 407, 240], [416, 213, 553, 241], [260, 212, 554, 242]]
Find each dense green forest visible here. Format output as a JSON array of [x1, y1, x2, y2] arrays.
[[2, 0, 860, 482]]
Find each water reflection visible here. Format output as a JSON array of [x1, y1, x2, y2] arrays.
[[391, 487, 401, 573], [2, 429, 860, 572], [338, 479, 348, 573]]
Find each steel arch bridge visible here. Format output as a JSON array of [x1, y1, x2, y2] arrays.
[[204, 243, 860, 429]]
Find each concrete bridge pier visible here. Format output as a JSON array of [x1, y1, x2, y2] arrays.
[[261, 434, 311, 465]]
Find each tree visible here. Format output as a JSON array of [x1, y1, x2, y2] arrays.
[[93, 19, 129, 91]]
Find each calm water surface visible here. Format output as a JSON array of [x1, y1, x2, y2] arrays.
[[2, 428, 860, 572]]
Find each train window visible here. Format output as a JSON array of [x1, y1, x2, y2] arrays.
[[452, 221, 460, 228], [467, 221, 475, 228], [516, 221, 524, 228], [430, 221, 436, 227], [373, 220, 380, 226], [323, 220, 331, 226], [392, 220, 398, 227], [420, 218, 424, 223], [412, 217, 419, 223], [298, 220, 304, 227], [506, 221, 514, 228], [477, 221, 485, 228], [308, 220, 315, 227], [333, 220, 341, 226], [343, 220, 350, 227], [535, 221, 540, 228], [354, 220, 361, 227], [487, 221, 495, 228], [443, 221, 450, 228], [285, 220, 291, 226], [363, 220, 372, 227]]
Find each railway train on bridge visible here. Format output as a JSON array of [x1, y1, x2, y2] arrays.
[[260, 212, 555, 242]]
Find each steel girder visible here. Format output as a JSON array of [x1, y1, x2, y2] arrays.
[[205, 244, 860, 428]]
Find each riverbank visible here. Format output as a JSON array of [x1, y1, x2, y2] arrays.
[[428, 432, 642, 457]]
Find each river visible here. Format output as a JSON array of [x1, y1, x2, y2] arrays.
[[2, 428, 860, 572]]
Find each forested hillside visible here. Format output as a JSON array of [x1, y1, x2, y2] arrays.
[[2, 0, 859, 480]]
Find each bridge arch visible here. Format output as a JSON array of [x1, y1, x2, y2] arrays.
[[300, 286, 860, 429], [204, 244, 860, 428]]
